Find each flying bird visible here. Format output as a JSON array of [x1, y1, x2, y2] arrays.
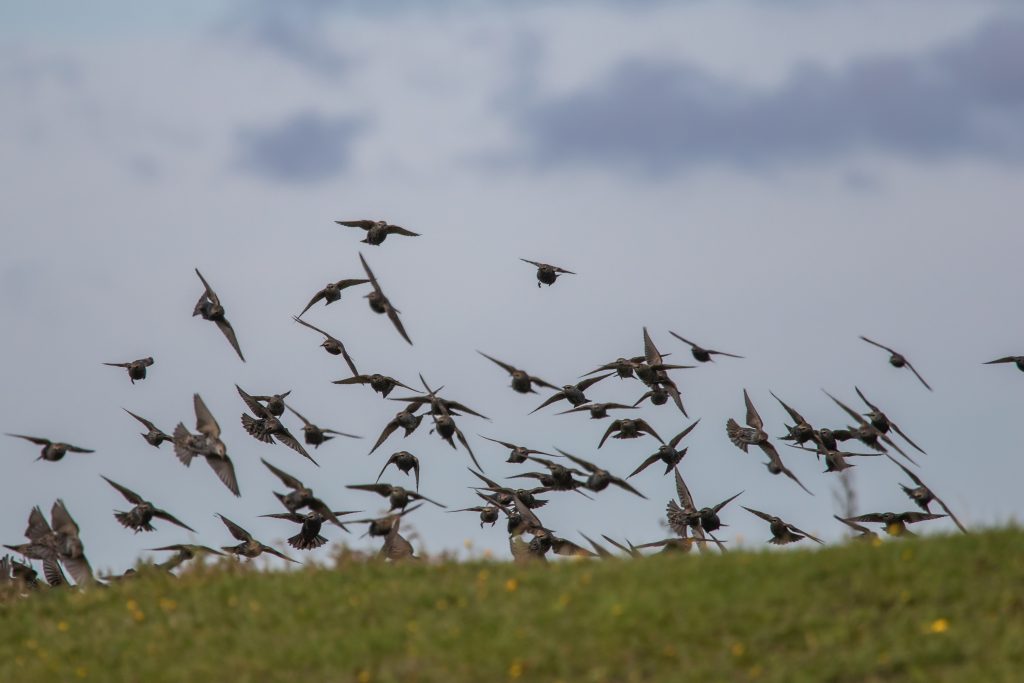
[[844, 511, 945, 537], [727, 390, 813, 495], [770, 392, 818, 448], [123, 409, 174, 448], [556, 402, 638, 420], [369, 407, 424, 455], [823, 390, 917, 465], [102, 357, 154, 383], [628, 420, 700, 477], [291, 316, 359, 374], [554, 449, 646, 498], [260, 459, 353, 530], [478, 436, 556, 464], [477, 351, 557, 394], [260, 511, 335, 551], [334, 372, 414, 399], [192, 268, 245, 362], [669, 332, 744, 363], [853, 386, 926, 455], [237, 385, 316, 465], [217, 514, 298, 563], [890, 459, 967, 534], [743, 507, 823, 545], [6, 434, 93, 462], [172, 393, 240, 496], [297, 277, 371, 317], [100, 477, 195, 533], [859, 336, 931, 390], [335, 219, 420, 246], [286, 403, 360, 448], [598, 418, 663, 448], [983, 355, 1024, 372], [346, 483, 445, 511], [360, 253, 412, 345], [530, 373, 612, 414], [520, 258, 575, 287], [376, 451, 420, 490]]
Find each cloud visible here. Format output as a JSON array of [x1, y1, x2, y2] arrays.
[[515, 15, 1024, 173], [233, 111, 365, 182], [219, 0, 349, 79]]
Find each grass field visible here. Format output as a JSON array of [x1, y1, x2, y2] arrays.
[[2, 529, 1021, 683]]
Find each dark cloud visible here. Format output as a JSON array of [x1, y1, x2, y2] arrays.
[[516, 16, 1024, 173], [234, 111, 364, 182]]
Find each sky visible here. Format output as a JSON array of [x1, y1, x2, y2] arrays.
[[2, 0, 1022, 576]]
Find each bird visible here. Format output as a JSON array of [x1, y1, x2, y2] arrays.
[[520, 258, 575, 287], [101, 476, 195, 533], [554, 449, 646, 498], [333, 372, 414, 399], [172, 393, 240, 497], [478, 436, 556, 464], [246, 390, 291, 417], [359, 253, 412, 345], [859, 336, 931, 390], [6, 434, 93, 462], [429, 402, 482, 470], [123, 409, 174, 448], [102, 357, 154, 383], [833, 515, 879, 541], [260, 511, 335, 550], [743, 507, 823, 545], [261, 459, 353, 530], [217, 514, 298, 563], [640, 328, 691, 416], [147, 544, 225, 572], [376, 451, 420, 490], [291, 316, 359, 374], [513, 456, 589, 493], [822, 390, 917, 465], [378, 516, 417, 561], [727, 389, 813, 495], [582, 355, 649, 380], [628, 420, 700, 477], [666, 468, 739, 542], [669, 332, 744, 363], [368, 407, 424, 454], [447, 500, 500, 528], [297, 277, 371, 317], [477, 351, 558, 394], [844, 511, 945, 537], [286, 403, 360, 448], [350, 504, 424, 538], [335, 219, 420, 246], [853, 387, 926, 455], [598, 418, 663, 448], [530, 373, 612, 414], [770, 392, 818, 448], [556, 402, 638, 420], [890, 459, 967, 534], [237, 385, 317, 465], [983, 355, 1024, 372], [388, 374, 489, 420], [5, 504, 95, 586], [192, 268, 244, 362], [346, 483, 445, 511], [788, 444, 881, 473], [467, 469, 550, 511]]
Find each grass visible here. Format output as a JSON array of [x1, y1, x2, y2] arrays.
[[1, 529, 1022, 683]]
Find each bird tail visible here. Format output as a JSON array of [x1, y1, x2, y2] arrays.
[[288, 533, 327, 550], [241, 414, 273, 443], [172, 424, 195, 466]]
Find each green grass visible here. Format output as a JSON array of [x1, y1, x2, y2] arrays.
[[2, 529, 1022, 683]]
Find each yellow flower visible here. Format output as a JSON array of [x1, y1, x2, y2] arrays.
[[435, 598, 449, 611], [508, 660, 523, 679], [928, 618, 949, 634], [556, 593, 571, 609], [75, 666, 88, 678], [159, 598, 177, 612], [871, 536, 884, 548], [125, 599, 139, 612], [610, 603, 624, 617], [357, 670, 372, 683], [731, 642, 745, 657], [476, 569, 490, 582], [505, 578, 519, 592], [57, 621, 69, 632], [132, 610, 145, 623]]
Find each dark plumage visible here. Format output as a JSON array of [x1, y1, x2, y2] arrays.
[[286, 403, 360, 448], [556, 402, 638, 420], [346, 483, 445, 511], [554, 449, 646, 498], [376, 451, 421, 490], [726, 389, 812, 495], [860, 336, 931, 390], [669, 332, 744, 363], [984, 355, 1024, 372], [292, 316, 359, 374], [172, 393, 240, 497], [845, 511, 945, 537], [520, 258, 574, 287], [237, 385, 317, 465], [598, 418, 663, 448], [261, 459, 354, 530], [123, 409, 173, 448], [6, 434, 94, 462], [890, 458, 967, 534], [478, 351, 557, 394], [192, 268, 244, 362], [102, 476, 195, 533], [297, 277, 370, 316], [629, 420, 699, 477], [102, 356, 154, 383], [217, 514, 298, 563], [478, 435, 556, 464], [744, 506, 823, 545], [360, 253, 412, 345], [530, 373, 612, 414], [336, 219, 420, 246]]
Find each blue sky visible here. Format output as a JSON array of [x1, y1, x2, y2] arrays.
[[2, 1, 1022, 574]]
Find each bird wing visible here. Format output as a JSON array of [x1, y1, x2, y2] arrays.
[[206, 455, 240, 496], [597, 421, 620, 449], [712, 491, 744, 513], [194, 268, 219, 305], [770, 392, 807, 427], [627, 452, 662, 479], [673, 468, 696, 511], [635, 419, 664, 444], [103, 362, 131, 368], [529, 391, 567, 414], [298, 289, 327, 316], [217, 514, 252, 542], [576, 373, 613, 392], [834, 515, 873, 535], [848, 513, 886, 524], [642, 327, 664, 366], [336, 278, 371, 289], [358, 253, 383, 295], [152, 509, 196, 533], [860, 335, 895, 354], [260, 545, 300, 564], [669, 420, 701, 449], [519, 258, 543, 268], [823, 390, 868, 427], [101, 476, 145, 505], [708, 349, 744, 359], [478, 351, 517, 376], [668, 331, 697, 348], [7, 433, 51, 445], [984, 356, 1017, 364], [743, 389, 763, 430], [552, 448, 596, 473], [787, 524, 825, 544], [261, 458, 304, 490], [25, 506, 53, 541], [742, 506, 775, 523], [529, 375, 560, 391], [348, 483, 393, 497], [193, 393, 221, 438], [928, 495, 967, 534], [904, 361, 932, 391], [385, 305, 413, 345], [275, 429, 318, 465], [123, 408, 157, 431], [336, 219, 376, 230], [610, 476, 647, 499], [64, 444, 94, 453], [383, 226, 420, 237], [50, 500, 80, 537]]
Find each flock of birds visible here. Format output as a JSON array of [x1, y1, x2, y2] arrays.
[[2, 218, 1019, 591]]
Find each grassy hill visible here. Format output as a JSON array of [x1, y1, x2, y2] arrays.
[[1, 529, 1021, 683]]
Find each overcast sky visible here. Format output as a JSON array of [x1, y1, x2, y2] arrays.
[[2, 1, 1022, 575]]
